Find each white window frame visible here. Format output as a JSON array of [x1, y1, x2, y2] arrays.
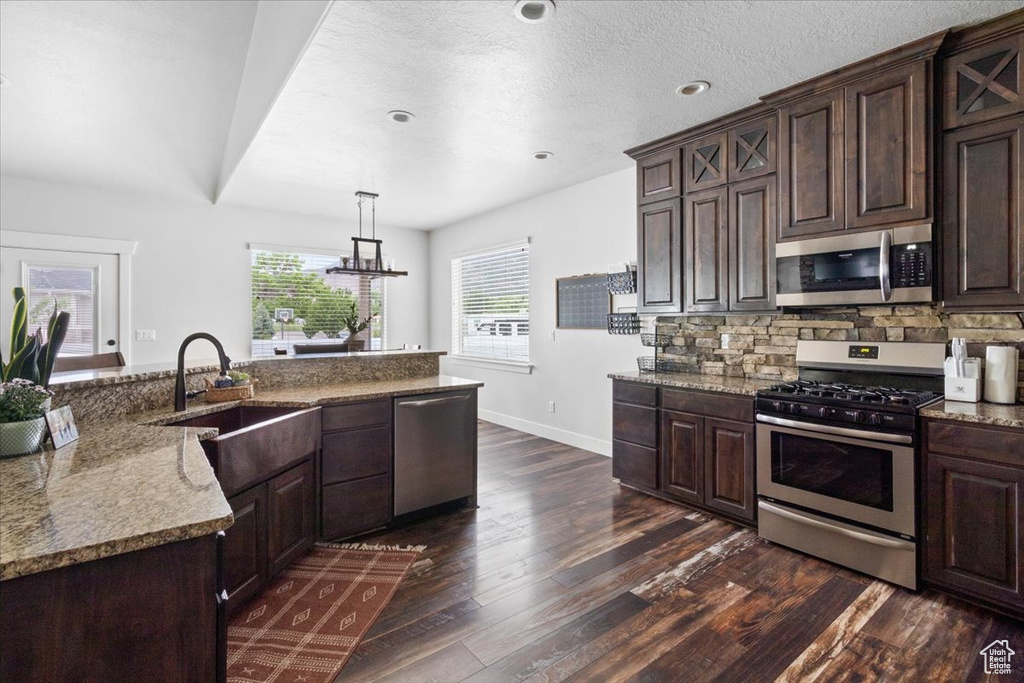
[[248, 242, 388, 356], [0, 230, 136, 363], [450, 238, 532, 374]]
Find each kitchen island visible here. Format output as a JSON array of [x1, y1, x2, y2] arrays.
[[0, 350, 482, 681]]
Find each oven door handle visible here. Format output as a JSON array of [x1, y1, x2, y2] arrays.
[[879, 230, 893, 302], [756, 414, 913, 444], [759, 501, 914, 550]]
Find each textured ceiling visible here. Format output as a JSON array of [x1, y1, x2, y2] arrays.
[[2, 1, 1022, 230]]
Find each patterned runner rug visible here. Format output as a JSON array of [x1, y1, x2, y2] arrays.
[[227, 542, 424, 683]]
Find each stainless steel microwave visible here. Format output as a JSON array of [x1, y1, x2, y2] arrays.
[[775, 224, 933, 307]]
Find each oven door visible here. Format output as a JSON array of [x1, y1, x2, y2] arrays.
[[755, 418, 916, 538]]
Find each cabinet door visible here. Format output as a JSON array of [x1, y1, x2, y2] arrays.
[[267, 460, 315, 576], [845, 62, 929, 228], [321, 475, 391, 540], [224, 485, 266, 608], [729, 175, 777, 311], [925, 453, 1024, 613], [322, 426, 391, 485], [944, 32, 1024, 130], [942, 117, 1024, 309], [684, 132, 729, 192], [703, 418, 755, 523], [612, 440, 658, 489], [684, 187, 729, 312], [637, 198, 682, 313], [661, 410, 704, 505], [779, 90, 846, 239], [729, 115, 777, 181], [637, 148, 681, 204]]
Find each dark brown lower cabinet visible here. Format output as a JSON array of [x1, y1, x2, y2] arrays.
[[224, 459, 315, 612], [320, 400, 393, 540], [612, 381, 756, 526], [612, 381, 659, 490], [924, 419, 1024, 618], [224, 484, 266, 607], [661, 410, 703, 504], [0, 534, 220, 682]]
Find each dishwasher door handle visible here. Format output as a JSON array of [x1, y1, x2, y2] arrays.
[[400, 395, 471, 408]]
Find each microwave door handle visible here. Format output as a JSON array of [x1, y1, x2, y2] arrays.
[[879, 231, 893, 301]]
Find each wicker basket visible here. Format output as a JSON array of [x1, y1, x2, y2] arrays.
[[203, 378, 256, 403], [607, 312, 640, 335], [637, 357, 688, 373], [640, 333, 673, 348], [606, 269, 637, 294]]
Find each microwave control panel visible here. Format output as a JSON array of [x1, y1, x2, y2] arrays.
[[892, 242, 931, 288]]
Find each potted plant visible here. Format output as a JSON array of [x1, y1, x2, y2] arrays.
[[339, 301, 373, 352], [1, 288, 71, 457], [0, 379, 54, 457], [228, 370, 251, 386]]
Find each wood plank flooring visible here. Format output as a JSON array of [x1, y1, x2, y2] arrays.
[[336, 421, 1021, 683]]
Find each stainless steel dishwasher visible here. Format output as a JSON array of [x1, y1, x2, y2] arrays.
[[393, 390, 477, 516]]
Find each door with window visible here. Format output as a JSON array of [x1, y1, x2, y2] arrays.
[[0, 248, 120, 358]]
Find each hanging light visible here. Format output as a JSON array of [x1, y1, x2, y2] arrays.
[[326, 191, 408, 277]]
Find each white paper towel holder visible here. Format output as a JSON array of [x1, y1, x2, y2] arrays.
[[984, 345, 1019, 404]]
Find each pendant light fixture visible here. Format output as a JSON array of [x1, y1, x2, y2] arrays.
[[326, 191, 408, 277]]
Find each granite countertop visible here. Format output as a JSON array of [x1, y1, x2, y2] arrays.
[[48, 349, 445, 388], [609, 370, 773, 397], [1, 374, 482, 581], [920, 400, 1024, 429]]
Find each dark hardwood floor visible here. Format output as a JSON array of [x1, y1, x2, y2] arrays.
[[336, 421, 1021, 683]]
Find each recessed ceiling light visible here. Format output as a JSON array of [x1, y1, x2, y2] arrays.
[[676, 81, 710, 97], [514, 0, 555, 23], [533, 151, 554, 160], [386, 110, 415, 123]]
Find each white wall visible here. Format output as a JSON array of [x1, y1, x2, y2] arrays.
[[0, 175, 430, 364], [428, 167, 640, 456]]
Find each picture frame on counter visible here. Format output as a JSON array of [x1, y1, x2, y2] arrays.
[[45, 406, 80, 449]]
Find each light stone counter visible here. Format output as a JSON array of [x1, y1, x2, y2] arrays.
[[608, 370, 773, 396], [1, 373, 482, 581], [920, 400, 1024, 430]]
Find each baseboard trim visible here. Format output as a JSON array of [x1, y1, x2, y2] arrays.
[[477, 409, 611, 456]]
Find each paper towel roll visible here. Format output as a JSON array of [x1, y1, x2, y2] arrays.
[[984, 346, 1019, 404]]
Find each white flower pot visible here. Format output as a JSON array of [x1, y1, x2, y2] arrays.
[[0, 417, 48, 458]]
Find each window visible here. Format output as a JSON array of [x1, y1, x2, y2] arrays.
[[250, 248, 385, 357], [451, 240, 530, 363]]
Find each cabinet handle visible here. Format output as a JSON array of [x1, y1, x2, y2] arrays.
[[215, 589, 229, 604]]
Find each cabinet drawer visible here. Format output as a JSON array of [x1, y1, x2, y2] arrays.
[[322, 426, 392, 485], [613, 402, 657, 447], [926, 421, 1024, 467], [661, 388, 753, 422], [612, 440, 657, 489], [322, 400, 391, 432], [321, 475, 391, 540], [613, 381, 657, 406]]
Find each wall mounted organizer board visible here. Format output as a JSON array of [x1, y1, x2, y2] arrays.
[[556, 274, 611, 329]]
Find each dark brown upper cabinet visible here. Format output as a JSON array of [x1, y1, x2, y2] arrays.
[[845, 62, 929, 228], [637, 198, 682, 314], [944, 31, 1024, 130], [729, 115, 777, 181], [942, 116, 1024, 309], [684, 132, 729, 192], [684, 187, 728, 312], [729, 176, 777, 311], [778, 90, 846, 239], [637, 148, 681, 205]]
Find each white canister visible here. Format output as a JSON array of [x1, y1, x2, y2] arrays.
[[984, 345, 1020, 404]]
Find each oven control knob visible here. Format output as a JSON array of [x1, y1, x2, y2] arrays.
[[842, 409, 861, 422], [771, 401, 783, 412], [818, 406, 829, 418], [866, 413, 881, 425], [789, 403, 802, 415]]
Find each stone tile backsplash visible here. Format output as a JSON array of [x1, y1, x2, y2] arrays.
[[655, 306, 1024, 401]]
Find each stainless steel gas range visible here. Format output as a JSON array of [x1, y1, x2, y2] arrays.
[[754, 340, 946, 589]]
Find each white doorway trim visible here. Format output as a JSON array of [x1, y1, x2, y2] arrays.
[[0, 231, 137, 363]]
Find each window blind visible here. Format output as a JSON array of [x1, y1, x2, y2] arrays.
[[451, 240, 530, 362], [250, 249, 385, 357]]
